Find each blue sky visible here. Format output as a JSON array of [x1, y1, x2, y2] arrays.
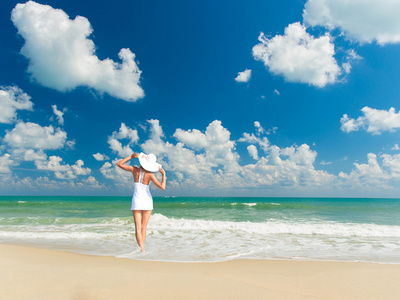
[[1, 0, 400, 197]]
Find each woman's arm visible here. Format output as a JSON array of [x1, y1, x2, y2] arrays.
[[150, 166, 166, 190], [116, 153, 138, 172]]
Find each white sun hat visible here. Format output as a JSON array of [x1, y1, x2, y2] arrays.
[[138, 153, 161, 172]]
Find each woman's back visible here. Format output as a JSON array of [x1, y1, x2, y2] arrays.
[[133, 167, 151, 185], [132, 168, 153, 210]]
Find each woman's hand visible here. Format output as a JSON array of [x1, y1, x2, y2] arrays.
[[131, 152, 139, 159], [159, 166, 165, 175]]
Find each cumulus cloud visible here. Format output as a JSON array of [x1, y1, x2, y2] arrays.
[[107, 123, 139, 157], [11, 148, 47, 162], [247, 145, 259, 160], [382, 154, 400, 178], [252, 22, 341, 87], [93, 153, 109, 161], [339, 153, 400, 190], [111, 123, 139, 143], [341, 107, 400, 135], [4, 121, 68, 150], [100, 159, 132, 184], [80, 176, 102, 189], [342, 49, 363, 75], [238, 133, 269, 152], [173, 120, 241, 173], [122, 119, 333, 191], [35, 156, 90, 179], [11, 1, 144, 101], [51, 105, 66, 125], [0, 154, 14, 173], [99, 119, 400, 195], [0, 174, 103, 192], [242, 143, 334, 187], [173, 128, 207, 150], [234, 69, 252, 83], [0, 86, 33, 124], [254, 121, 264, 134], [303, 0, 400, 45]]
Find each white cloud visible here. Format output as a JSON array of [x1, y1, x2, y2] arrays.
[[108, 123, 139, 157], [267, 127, 278, 135], [173, 128, 207, 150], [111, 123, 139, 143], [11, 1, 144, 102], [382, 154, 400, 177], [285, 144, 317, 165], [72, 160, 91, 176], [35, 156, 73, 179], [4, 122, 68, 150], [125, 121, 224, 181], [11, 148, 47, 162], [235, 69, 252, 83], [141, 119, 167, 155], [98, 119, 400, 195], [35, 156, 91, 179], [0, 154, 13, 173], [108, 139, 133, 158], [342, 49, 363, 75], [338, 153, 396, 189], [51, 105, 65, 125], [138, 120, 240, 188], [241, 144, 334, 188], [253, 22, 341, 88], [184, 120, 240, 172], [274, 89, 280, 96], [93, 153, 109, 161], [254, 121, 264, 134], [340, 114, 361, 133], [341, 62, 351, 75], [238, 133, 269, 152], [303, 0, 400, 45], [247, 145, 259, 160], [341, 107, 400, 135], [392, 144, 400, 151], [80, 176, 102, 189], [100, 159, 132, 184], [0, 86, 33, 124], [100, 162, 115, 179], [0, 174, 103, 192], [138, 120, 335, 191]]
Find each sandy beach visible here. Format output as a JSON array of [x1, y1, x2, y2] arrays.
[[1, 244, 399, 300]]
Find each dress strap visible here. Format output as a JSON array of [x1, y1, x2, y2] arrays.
[[139, 169, 145, 183]]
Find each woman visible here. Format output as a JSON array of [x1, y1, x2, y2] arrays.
[[117, 152, 166, 253]]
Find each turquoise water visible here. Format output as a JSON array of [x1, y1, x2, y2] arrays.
[[1, 196, 399, 263]]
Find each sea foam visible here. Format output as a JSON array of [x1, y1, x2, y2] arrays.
[[1, 213, 400, 263]]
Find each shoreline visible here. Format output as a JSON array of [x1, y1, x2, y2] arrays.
[[4, 241, 400, 265], [1, 243, 400, 300]]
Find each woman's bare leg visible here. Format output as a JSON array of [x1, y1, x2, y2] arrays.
[[132, 210, 145, 253], [141, 210, 152, 243]]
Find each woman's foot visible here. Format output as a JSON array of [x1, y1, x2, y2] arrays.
[[140, 246, 145, 253]]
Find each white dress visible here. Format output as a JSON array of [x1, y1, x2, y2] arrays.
[[131, 169, 153, 210]]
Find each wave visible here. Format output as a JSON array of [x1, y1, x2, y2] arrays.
[[1, 214, 400, 238], [149, 214, 400, 238], [1, 213, 400, 263]]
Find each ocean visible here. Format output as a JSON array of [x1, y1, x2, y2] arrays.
[[0, 196, 399, 263]]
